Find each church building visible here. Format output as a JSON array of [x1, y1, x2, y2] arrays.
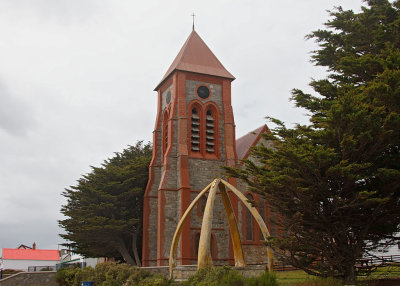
[[142, 29, 274, 267]]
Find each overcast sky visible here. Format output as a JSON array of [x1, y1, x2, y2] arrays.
[[0, 0, 363, 252]]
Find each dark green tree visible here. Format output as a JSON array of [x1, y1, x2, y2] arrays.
[[59, 141, 152, 266], [226, 1, 400, 283]]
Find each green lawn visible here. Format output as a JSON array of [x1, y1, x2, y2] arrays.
[[275, 265, 400, 286], [276, 270, 341, 285]]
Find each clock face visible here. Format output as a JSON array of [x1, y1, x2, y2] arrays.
[[197, 85, 210, 99], [166, 91, 171, 104]]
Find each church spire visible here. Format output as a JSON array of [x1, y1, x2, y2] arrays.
[[155, 30, 235, 90]]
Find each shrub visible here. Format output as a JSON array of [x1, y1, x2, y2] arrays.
[[55, 265, 80, 286], [183, 267, 277, 286], [55, 262, 172, 286], [246, 271, 278, 286], [134, 274, 172, 286]]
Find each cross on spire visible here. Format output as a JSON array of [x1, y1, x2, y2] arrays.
[[191, 12, 196, 31]]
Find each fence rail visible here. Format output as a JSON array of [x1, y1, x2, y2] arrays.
[[356, 255, 400, 276], [357, 255, 400, 266], [27, 266, 55, 272]]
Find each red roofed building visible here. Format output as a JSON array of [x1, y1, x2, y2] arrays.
[[2, 246, 60, 271]]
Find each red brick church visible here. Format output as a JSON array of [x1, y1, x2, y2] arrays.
[[142, 29, 275, 267]]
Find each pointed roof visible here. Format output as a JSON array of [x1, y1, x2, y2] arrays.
[[236, 125, 270, 161], [155, 30, 235, 90], [2, 248, 60, 261]]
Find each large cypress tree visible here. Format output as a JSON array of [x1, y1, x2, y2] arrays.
[[59, 141, 152, 266], [226, 1, 400, 283]]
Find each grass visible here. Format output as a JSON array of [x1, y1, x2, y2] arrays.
[[358, 264, 400, 282], [276, 270, 312, 285], [275, 265, 400, 285], [275, 270, 342, 285]]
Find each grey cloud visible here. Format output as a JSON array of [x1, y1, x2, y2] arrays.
[[1, 0, 101, 26], [0, 82, 36, 136]]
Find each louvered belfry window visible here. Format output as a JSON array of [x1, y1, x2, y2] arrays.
[[191, 108, 200, 152], [205, 109, 215, 153]]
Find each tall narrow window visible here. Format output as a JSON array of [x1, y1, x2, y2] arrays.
[[205, 109, 215, 153], [163, 111, 169, 155], [191, 108, 200, 152], [194, 233, 216, 258], [165, 122, 168, 151], [200, 195, 207, 214], [194, 233, 200, 257], [245, 194, 254, 241]]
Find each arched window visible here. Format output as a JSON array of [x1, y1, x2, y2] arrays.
[[205, 109, 215, 153], [162, 110, 169, 155], [245, 194, 254, 241], [190, 107, 201, 152], [197, 194, 207, 216], [201, 195, 207, 214], [194, 232, 217, 259], [194, 233, 200, 257]]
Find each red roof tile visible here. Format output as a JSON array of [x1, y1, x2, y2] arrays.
[[236, 125, 269, 160], [155, 30, 235, 90], [2, 248, 60, 261]]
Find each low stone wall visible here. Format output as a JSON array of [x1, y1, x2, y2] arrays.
[[141, 265, 170, 277], [142, 264, 268, 280], [0, 271, 57, 286]]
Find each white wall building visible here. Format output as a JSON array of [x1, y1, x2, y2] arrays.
[[2, 248, 60, 271]]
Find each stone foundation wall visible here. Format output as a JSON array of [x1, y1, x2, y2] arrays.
[[0, 271, 57, 286], [143, 265, 268, 280], [243, 244, 269, 265]]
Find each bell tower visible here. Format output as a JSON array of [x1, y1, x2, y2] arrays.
[[142, 30, 237, 267]]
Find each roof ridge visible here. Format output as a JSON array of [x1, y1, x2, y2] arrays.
[[236, 125, 269, 161]]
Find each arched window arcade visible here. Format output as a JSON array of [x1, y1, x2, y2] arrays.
[[188, 101, 219, 158]]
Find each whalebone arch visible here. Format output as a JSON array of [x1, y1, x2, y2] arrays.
[[169, 178, 274, 277]]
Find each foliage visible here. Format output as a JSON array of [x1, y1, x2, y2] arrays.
[[183, 266, 277, 286], [226, 0, 400, 284], [3, 269, 22, 275], [55, 265, 81, 286], [55, 262, 171, 286], [246, 271, 279, 286], [59, 141, 152, 265]]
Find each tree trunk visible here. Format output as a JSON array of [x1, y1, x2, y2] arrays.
[[132, 231, 141, 267], [115, 238, 137, 265], [344, 264, 356, 286]]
